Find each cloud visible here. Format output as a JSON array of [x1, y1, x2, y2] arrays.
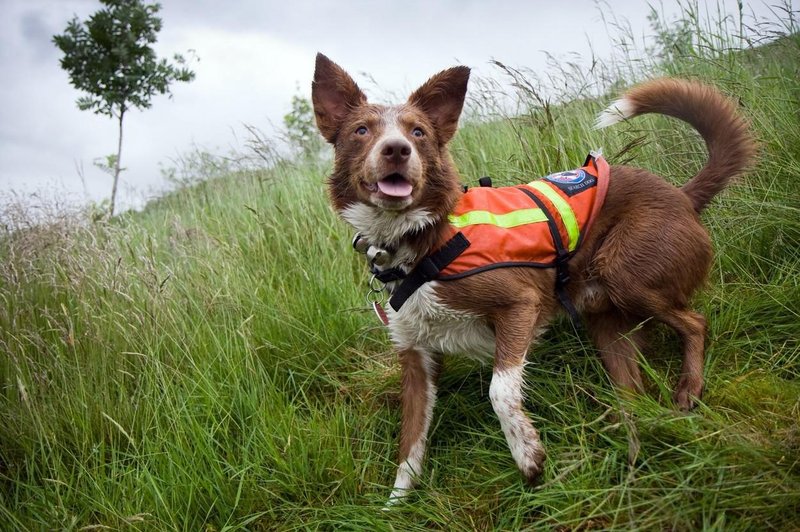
[[20, 11, 57, 61], [0, 0, 788, 212]]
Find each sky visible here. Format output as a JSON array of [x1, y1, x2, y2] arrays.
[[0, 0, 790, 212]]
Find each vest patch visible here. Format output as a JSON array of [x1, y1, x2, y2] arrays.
[[544, 169, 598, 196]]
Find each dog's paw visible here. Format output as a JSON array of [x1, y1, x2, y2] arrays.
[[673, 376, 703, 411], [383, 486, 414, 511], [522, 466, 544, 487], [519, 445, 546, 485]]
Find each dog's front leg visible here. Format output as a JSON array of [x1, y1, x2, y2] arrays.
[[387, 347, 440, 503], [489, 312, 546, 483]]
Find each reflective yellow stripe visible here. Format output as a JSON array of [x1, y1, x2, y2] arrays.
[[448, 208, 547, 229], [527, 181, 580, 251]]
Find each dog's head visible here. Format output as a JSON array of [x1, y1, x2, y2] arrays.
[[312, 54, 470, 224]]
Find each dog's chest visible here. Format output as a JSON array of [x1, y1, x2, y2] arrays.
[[387, 282, 495, 359]]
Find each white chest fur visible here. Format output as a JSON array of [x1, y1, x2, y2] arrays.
[[387, 282, 496, 360]]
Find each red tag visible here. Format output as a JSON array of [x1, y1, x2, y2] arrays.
[[373, 301, 389, 326]]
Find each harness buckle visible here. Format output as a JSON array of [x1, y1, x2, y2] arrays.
[[555, 251, 571, 287], [556, 266, 570, 287]]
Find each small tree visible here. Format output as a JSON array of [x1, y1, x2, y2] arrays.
[[53, 0, 195, 216], [283, 94, 324, 160]]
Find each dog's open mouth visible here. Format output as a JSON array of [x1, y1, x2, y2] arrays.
[[374, 173, 413, 198]]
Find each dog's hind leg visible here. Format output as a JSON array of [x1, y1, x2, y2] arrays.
[[490, 306, 547, 483], [659, 308, 706, 411], [590, 208, 711, 411], [387, 347, 440, 504], [585, 309, 646, 395]]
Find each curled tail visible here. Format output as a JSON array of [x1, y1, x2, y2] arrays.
[[595, 78, 756, 213]]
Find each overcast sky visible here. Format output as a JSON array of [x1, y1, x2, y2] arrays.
[[0, 0, 789, 212]]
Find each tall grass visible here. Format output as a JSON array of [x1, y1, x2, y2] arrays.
[[1, 3, 799, 529]]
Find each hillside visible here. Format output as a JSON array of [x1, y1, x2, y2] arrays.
[[1, 10, 798, 531]]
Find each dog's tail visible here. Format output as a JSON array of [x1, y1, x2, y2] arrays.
[[595, 78, 756, 213]]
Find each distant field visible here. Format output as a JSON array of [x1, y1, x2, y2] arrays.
[[1, 4, 798, 530]]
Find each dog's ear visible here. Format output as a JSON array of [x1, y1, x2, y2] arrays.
[[312, 53, 367, 143], [407, 66, 470, 144]]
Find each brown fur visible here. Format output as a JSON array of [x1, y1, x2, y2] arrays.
[[312, 53, 756, 487], [397, 349, 440, 459]]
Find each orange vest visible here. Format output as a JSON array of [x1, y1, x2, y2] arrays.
[[387, 153, 609, 312], [438, 153, 609, 279]]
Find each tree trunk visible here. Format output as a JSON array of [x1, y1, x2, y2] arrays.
[[110, 108, 125, 217]]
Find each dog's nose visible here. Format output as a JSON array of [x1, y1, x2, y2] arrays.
[[381, 139, 412, 164]]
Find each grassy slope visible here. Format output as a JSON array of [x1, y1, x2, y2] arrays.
[[1, 17, 799, 532]]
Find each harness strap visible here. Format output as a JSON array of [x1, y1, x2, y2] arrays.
[[516, 187, 583, 330], [526, 181, 580, 252], [372, 267, 406, 284], [389, 232, 470, 311]]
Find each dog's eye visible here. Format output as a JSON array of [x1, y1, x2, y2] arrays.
[[412, 127, 424, 138], [355, 126, 368, 135]]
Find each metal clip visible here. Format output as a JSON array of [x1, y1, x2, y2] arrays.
[[367, 246, 391, 267], [366, 274, 387, 305], [352, 232, 369, 254]]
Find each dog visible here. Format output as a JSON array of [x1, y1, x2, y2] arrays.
[[311, 53, 755, 501]]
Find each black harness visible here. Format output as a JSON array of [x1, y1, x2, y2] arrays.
[[355, 174, 582, 329]]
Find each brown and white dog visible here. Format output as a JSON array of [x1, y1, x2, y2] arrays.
[[311, 53, 755, 501]]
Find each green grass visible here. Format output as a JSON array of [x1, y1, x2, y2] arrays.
[[1, 4, 799, 530]]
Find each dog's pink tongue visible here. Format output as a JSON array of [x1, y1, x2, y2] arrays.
[[377, 177, 412, 197]]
